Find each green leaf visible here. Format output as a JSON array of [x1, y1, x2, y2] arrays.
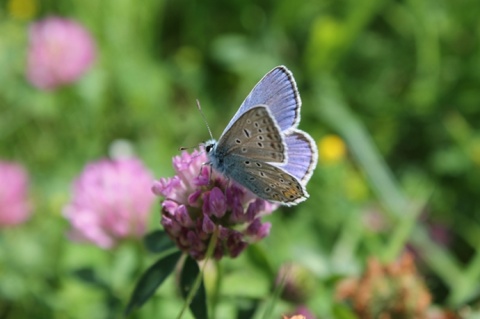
[[246, 244, 275, 277], [143, 230, 177, 253], [236, 298, 260, 319], [125, 251, 182, 315], [72, 267, 122, 318], [332, 303, 359, 319], [72, 267, 108, 289], [180, 256, 208, 319]]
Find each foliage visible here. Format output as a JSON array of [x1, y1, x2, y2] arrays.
[[1, 0, 480, 318]]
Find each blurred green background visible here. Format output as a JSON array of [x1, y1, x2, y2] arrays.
[[1, 0, 480, 318]]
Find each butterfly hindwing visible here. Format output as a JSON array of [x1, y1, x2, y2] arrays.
[[224, 156, 308, 205], [280, 130, 318, 183]]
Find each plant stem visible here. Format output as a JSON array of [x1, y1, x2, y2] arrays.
[[177, 227, 219, 319]]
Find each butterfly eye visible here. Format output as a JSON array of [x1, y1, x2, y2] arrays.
[[205, 144, 213, 153]]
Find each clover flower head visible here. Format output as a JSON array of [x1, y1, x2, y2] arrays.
[[152, 148, 277, 260], [335, 253, 431, 318], [27, 17, 96, 90], [64, 158, 155, 249], [0, 161, 31, 227]]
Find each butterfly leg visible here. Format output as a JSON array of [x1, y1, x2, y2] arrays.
[[196, 161, 215, 186], [207, 162, 213, 186]]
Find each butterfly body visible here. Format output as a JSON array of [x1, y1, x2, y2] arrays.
[[205, 66, 317, 206]]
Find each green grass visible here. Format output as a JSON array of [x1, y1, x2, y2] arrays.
[[1, 0, 480, 318]]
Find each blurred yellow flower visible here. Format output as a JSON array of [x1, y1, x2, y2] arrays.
[[318, 134, 346, 164], [312, 17, 340, 49], [306, 16, 344, 71], [469, 138, 480, 167], [8, 0, 37, 20]]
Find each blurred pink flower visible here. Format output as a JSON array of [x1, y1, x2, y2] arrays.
[[275, 263, 316, 304], [288, 306, 317, 319], [0, 161, 31, 226], [63, 158, 155, 249], [27, 17, 96, 90], [152, 148, 277, 261], [361, 205, 389, 233], [428, 222, 451, 246]]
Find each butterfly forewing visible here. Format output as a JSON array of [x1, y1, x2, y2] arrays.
[[225, 157, 308, 205], [217, 105, 287, 164], [223, 66, 301, 133]]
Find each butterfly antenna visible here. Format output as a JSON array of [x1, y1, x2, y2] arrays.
[[196, 99, 214, 140], [179, 145, 198, 151]]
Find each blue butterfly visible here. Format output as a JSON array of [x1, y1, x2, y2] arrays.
[[205, 66, 318, 206]]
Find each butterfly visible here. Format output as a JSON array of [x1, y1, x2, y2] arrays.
[[205, 66, 318, 206]]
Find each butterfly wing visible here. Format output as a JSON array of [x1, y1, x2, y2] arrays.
[[222, 66, 301, 135], [277, 130, 318, 183], [224, 156, 308, 206], [216, 105, 287, 164], [209, 67, 316, 206]]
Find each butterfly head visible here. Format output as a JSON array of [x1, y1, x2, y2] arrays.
[[204, 139, 218, 168], [204, 139, 217, 154]]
